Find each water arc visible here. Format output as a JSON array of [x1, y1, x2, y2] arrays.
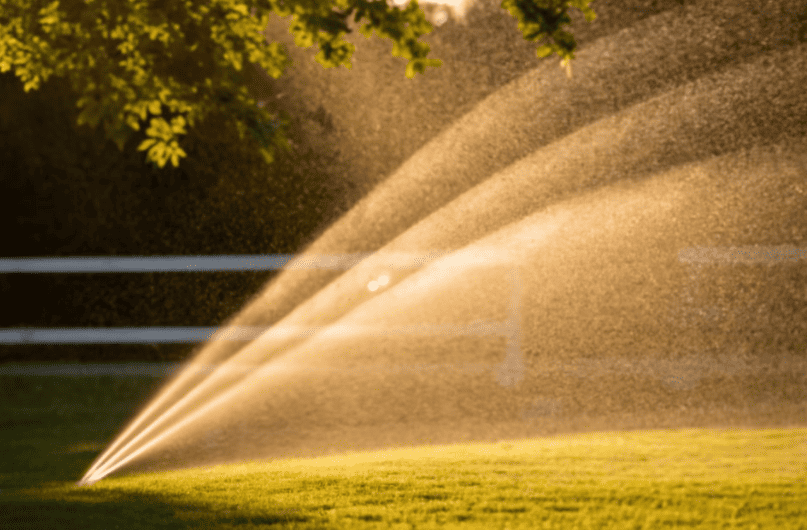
[[94, 134, 807, 477], [86, 1, 801, 478], [171, 0, 799, 376], [82, 0, 807, 483], [186, 0, 807, 373]]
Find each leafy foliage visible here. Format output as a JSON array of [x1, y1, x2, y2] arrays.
[[1, 0, 289, 168], [0, 0, 593, 168], [501, 0, 595, 77]]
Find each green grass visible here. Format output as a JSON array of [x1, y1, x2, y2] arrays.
[[1, 369, 805, 529]]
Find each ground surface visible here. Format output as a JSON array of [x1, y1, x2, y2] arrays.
[[1, 366, 805, 529]]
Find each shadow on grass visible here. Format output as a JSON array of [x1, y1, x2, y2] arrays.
[[0, 389, 311, 528], [0, 448, 98, 490], [1, 487, 311, 530], [0, 372, 170, 489], [1, 373, 315, 529]]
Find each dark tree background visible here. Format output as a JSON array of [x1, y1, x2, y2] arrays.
[[0, 0, 683, 363], [0, 67, 349, 362]]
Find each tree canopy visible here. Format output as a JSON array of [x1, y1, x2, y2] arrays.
[[0, 0, 595, 169]]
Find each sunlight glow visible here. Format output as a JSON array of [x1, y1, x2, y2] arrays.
[[393, 0, 475, 23]]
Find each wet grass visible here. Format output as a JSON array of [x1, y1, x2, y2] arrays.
[[1, 368, 805, 528]]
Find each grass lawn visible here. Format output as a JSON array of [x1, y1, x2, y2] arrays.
[[1, 365, 805, 529]]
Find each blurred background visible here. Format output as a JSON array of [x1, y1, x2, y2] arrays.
[[0, 0, 685, 362]]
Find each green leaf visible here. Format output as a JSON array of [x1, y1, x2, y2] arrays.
[[258, 147, 274, 165], [145, 117, 172, 140], [23, 77, 41, 91], [170, 115, 187, 134], [137, 138, 157, 152], [148, 100, 162, 115], [536, 45, 554, 58], [151, 143, 168, 167], [125, 114, 140, 131], [38, 0, 61, 26]]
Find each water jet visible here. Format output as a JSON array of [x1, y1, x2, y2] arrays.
[[81, 0, 807, 484]]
